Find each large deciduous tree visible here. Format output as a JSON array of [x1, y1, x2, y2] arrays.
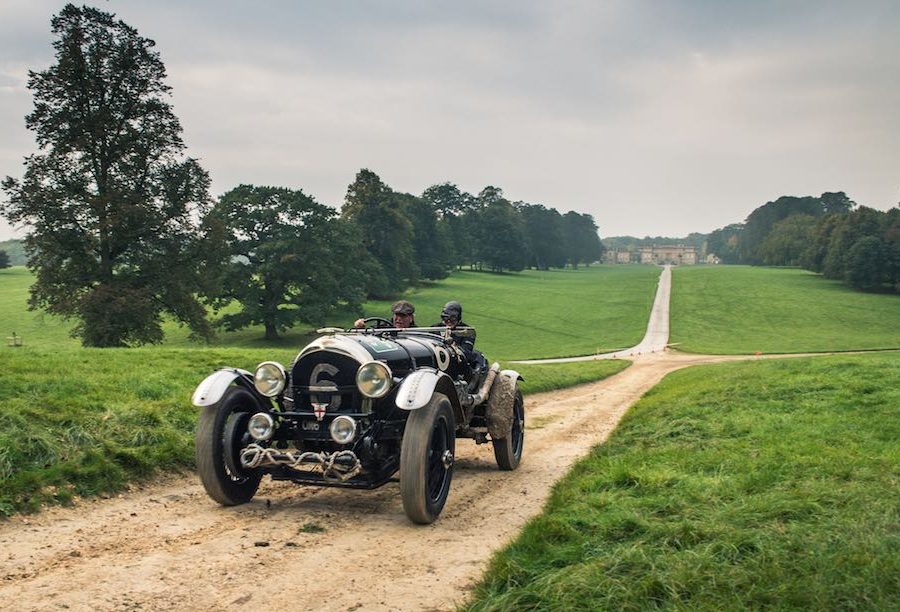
[[563, 211, 604, 268], [706, 223, 744, 264], [760, 214, 818, 266], [1, 4, 213, 346], [421, 182, 475, 269], [397, 192, 451, 280], [468, 187, 526, 272], [208, 185, 371, 340], [518, 203, 566, 270], [844, 235, 884, 291], [476, 198, 526, 272], [0, 251, 9, 269], [342, 169, 418, 297]]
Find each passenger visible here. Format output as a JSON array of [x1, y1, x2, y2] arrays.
[[434, 300, 488, 384], [354, 300, 416, 329], [432, 300, 471, 347]]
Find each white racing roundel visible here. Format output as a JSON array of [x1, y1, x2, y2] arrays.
[[433, 345, 451, 371]]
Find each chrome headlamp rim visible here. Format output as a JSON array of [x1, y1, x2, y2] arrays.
[[253, 361, 287, 397], [329, 415, 358, 444], [248, 412, 276, 441], [355, 360, 393, 398]]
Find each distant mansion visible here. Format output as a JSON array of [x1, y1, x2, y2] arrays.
[[604, 244, 701, 265]]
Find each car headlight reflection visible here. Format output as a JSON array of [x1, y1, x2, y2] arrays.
[[248, 412, 275, 441], [254, 361, 286, 397], [356, 361, 392, 398], [329, 415, 357, 444]]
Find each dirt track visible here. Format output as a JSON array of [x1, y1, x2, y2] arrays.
[[0, 351, 758, 611]]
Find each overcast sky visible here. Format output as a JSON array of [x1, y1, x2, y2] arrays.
[[1, 0, 898, 241]]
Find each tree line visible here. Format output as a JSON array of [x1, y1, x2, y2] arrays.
[[1, 4, 604, 346], [706, 192, 900, 293]]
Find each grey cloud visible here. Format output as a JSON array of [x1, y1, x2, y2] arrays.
[[1, 0, 898, 240]]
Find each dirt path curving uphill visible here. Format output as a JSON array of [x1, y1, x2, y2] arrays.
[[0, 351, 754, 612]]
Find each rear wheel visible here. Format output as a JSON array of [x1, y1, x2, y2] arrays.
[[196, 386, 263, 505], [400, 393, 455, 524], [492, 389, 524, 470]]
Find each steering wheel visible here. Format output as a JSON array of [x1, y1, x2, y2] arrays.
[[362, 316, 394, 329]]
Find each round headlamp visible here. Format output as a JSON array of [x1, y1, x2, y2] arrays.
[[254, 361, 286, 397], [356, 361, 392, 398], [248, 412, 275, 441], [329, 415, 357, 444]]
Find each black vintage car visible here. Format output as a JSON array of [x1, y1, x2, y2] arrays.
[[192, 322, 524, 524]]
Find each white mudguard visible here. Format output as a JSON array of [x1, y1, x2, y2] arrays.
[[500, 369, 523, 383], [191, 368, 253, 407], [395, 368, 448, 410]]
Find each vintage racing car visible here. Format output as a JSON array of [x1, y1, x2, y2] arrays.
[[192, 321, 524, 523]]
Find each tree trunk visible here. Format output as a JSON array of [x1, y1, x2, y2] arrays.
[[264, 321, 279, 341]]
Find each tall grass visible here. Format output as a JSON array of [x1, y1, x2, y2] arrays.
[[671, 266, 900, 354], [0, 348, 293, 514], [465, 353, 900, 610]]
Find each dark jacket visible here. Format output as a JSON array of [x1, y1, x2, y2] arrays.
[[432, 320, 476, 361]]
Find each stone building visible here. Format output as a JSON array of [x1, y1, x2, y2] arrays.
[[603, 248, 634, 264], [638, 245, 698, 265], [604, 244, 700, 265]]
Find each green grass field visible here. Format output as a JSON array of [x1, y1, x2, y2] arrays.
[[0, 263, 639, 514], [0, 265, 659, 359], [466, 353, 900, 610], [671, 266, 900, 354], [358, 266, 660, 359]]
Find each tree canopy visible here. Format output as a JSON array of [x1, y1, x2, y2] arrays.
[[1, 4, 213, 346], [563, 211, 605, 268], [342, 169, 418, 297], [207, 185, 371, 340], [704, 191, 898, 294]]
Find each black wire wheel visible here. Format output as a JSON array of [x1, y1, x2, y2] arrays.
[[400, 393, 456, 524], [195, 386, 263, 505], [492, 388, 525, 471]]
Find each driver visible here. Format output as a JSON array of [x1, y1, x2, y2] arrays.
[[354, 300, 417, 329]]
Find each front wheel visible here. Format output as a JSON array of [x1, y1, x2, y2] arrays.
[[492, 389, 525, 470], [196, 386, 263, 505], [400, 393, 455, 524]]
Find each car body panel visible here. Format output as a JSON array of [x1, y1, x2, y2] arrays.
[[395, 367, 452, 410], [191, 368, 253, 407]]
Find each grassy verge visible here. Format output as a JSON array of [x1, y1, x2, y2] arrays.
[[0, 348, 627, 515], [465, 353, 900, 610], [509, 359, 630, 395], [0, 347, 293, 515], [671, 266, 900, 354]]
